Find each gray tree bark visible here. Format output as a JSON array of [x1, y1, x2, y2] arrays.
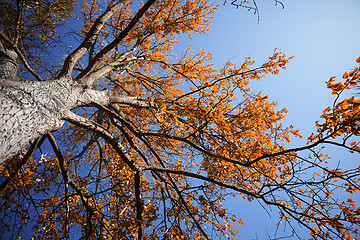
[[0, 43, 109, 163], [0, 0, 153, 163]]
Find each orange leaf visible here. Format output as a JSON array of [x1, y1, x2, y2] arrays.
[[349, 67, 358, 77], [349, 81, 357, 86]]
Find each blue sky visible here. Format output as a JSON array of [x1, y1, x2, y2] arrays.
[[194, 0, 360, 138], [185, 0, 360, 239]]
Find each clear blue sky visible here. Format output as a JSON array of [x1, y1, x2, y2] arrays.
[[186, 0, 360, 239], [194, 0, 360, 138]]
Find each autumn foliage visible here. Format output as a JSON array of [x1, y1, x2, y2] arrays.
[[0, 0, 360, 239]]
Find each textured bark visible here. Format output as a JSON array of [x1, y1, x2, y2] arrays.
[[0, 50, 18, 80], [0, 0, 156, 163], [0, 46, 110, 163]]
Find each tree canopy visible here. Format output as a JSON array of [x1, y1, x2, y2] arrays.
[[0, 0, 359, 239]]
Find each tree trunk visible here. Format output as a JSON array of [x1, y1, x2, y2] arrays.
[[0, 46, 109, 163]]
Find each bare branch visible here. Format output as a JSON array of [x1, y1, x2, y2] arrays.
[[76, 0, 158, 83], [0, 32, 42, 81], [14, 0, 25, 45], [58, 0, 132, 79], [135, 171, 143, 240], [142, 166, 260, 198], [83, 47, 139, 86], [46, 132, 111, 239], [62, 110, 139, 171], [109, 95, 156, 108], [140, 131, 249, 167]]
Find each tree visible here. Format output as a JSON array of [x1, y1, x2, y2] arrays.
[[0, 0, 359, 239]]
